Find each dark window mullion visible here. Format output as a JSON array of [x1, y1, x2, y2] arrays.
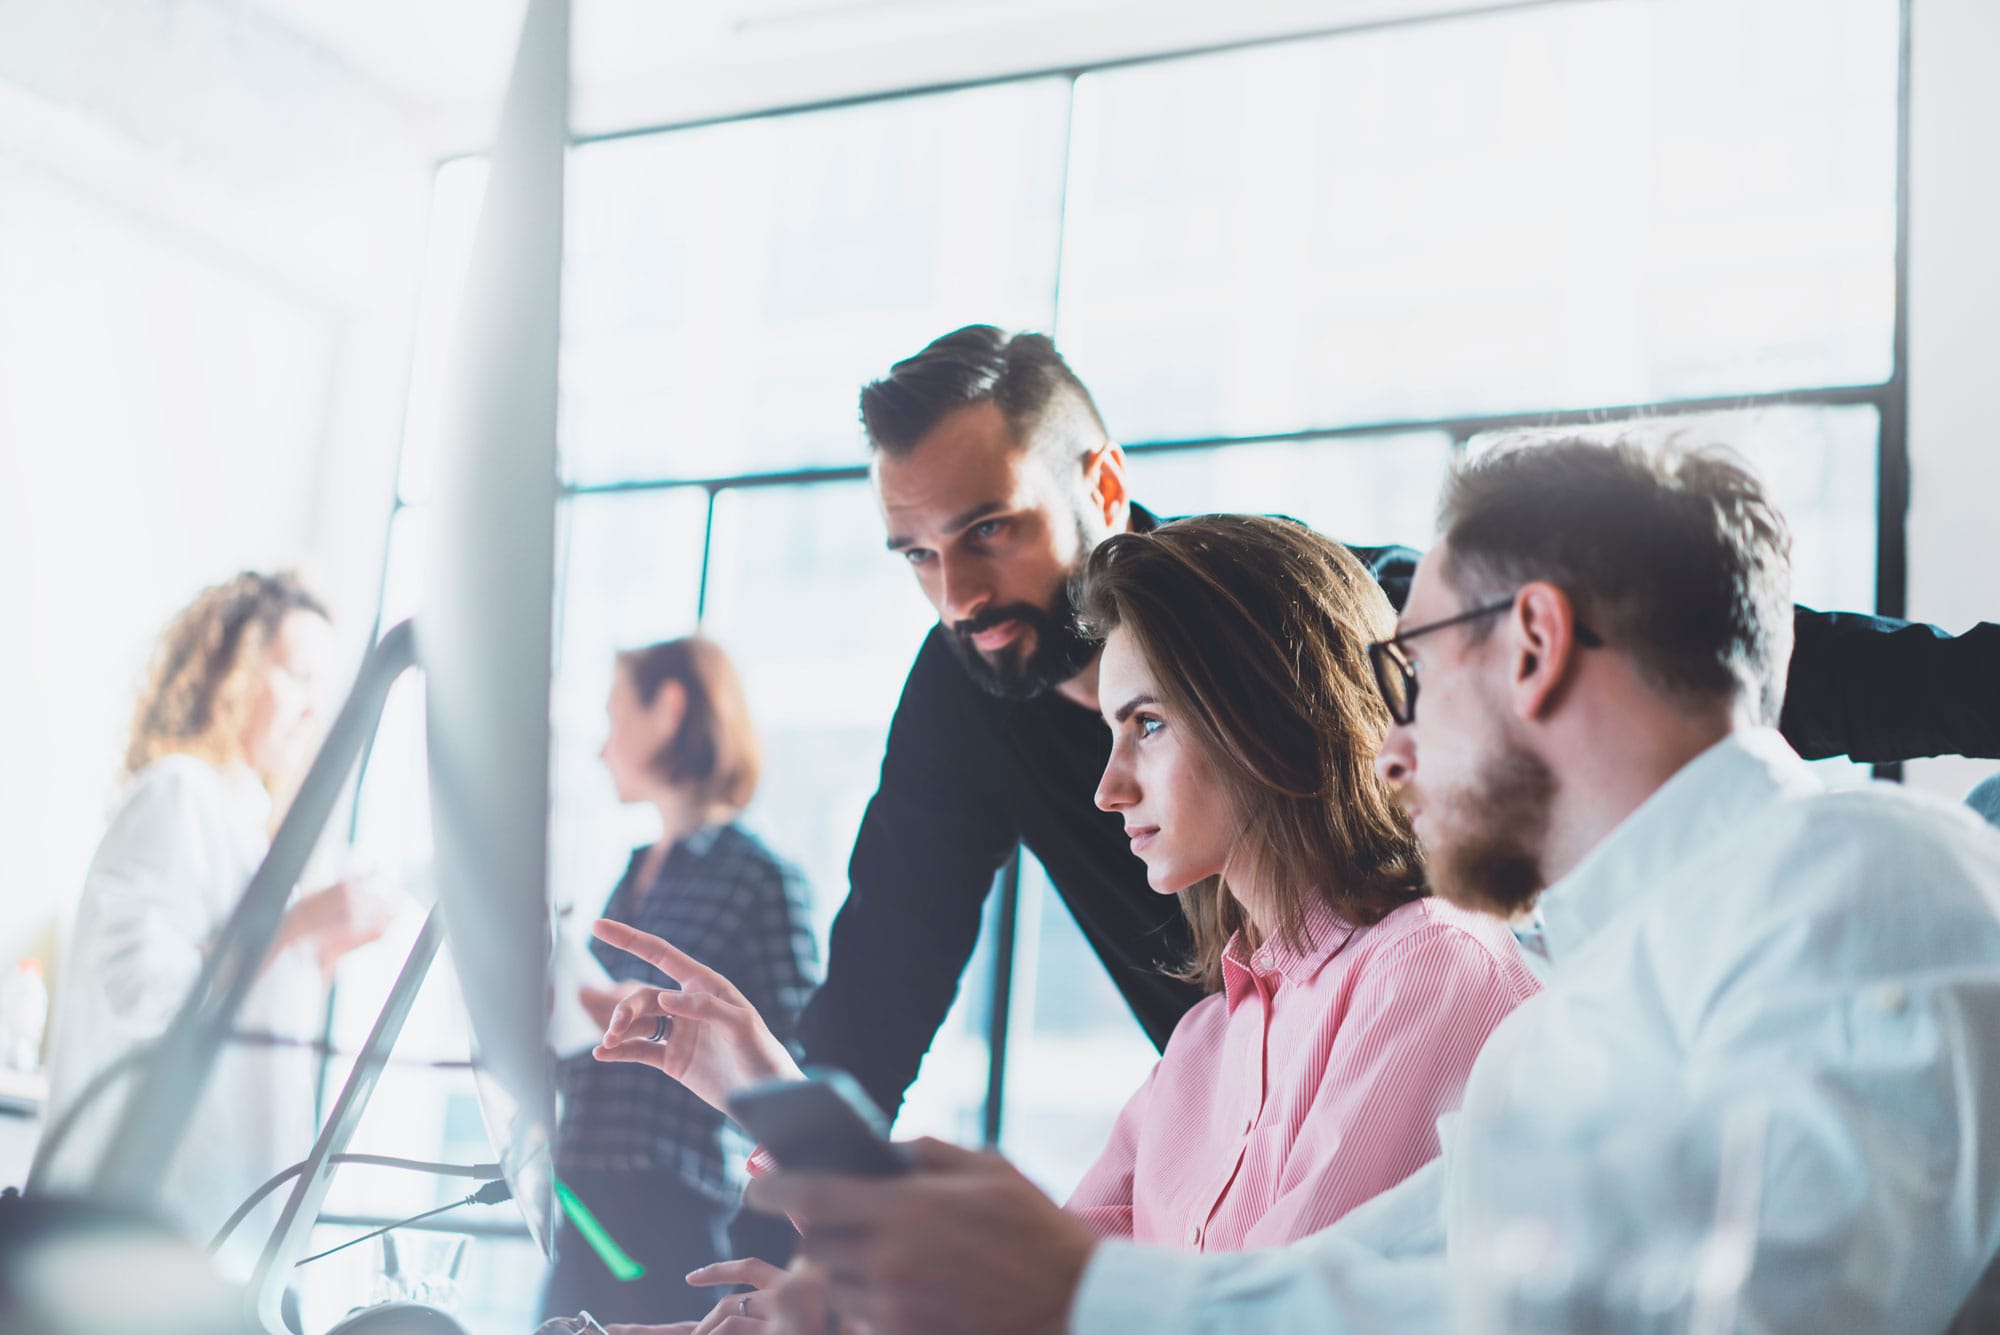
[[554, 381, 1898, 501], [1872, 0, 1913, 784], [981, 849, 1023, 1149], [695, 487, 719, 626]]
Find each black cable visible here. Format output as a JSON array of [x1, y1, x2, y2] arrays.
[[32, 1028, 474, 1196], [293, 1179, 513, 1269], [229, 1029, 477, 1071], [207, 1154, 502, 1256], [26, 953, 343, 1192]]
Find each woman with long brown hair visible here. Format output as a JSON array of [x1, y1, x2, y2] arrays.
[[1060, 514, 1536, 1248], [41, 571, 392, 1276]]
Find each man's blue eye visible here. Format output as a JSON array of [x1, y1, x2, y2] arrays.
[[904, 549, 933, 565], [974, 519, 1005, 539]]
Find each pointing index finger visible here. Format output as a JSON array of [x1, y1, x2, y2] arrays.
[[593, 918, 716, 985]]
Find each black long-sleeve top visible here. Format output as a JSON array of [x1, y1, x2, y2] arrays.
[[797, 507, 2000, 1120]]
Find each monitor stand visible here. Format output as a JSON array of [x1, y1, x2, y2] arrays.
[[247, 904, 448, 1330], [25, 620, 531, 1334]]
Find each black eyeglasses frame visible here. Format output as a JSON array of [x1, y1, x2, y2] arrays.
[[1368, 593, 1602, 726]]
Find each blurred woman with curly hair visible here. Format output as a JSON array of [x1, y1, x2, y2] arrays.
[[41, 570, 393, 1275]]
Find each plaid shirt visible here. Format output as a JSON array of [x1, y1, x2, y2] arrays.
[[556, 822, 819, 1201]]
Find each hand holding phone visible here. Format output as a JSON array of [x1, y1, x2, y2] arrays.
[[727, 1068, 911, 1177]]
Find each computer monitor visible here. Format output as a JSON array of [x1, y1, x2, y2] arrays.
[[419, 0, 569, 1258]]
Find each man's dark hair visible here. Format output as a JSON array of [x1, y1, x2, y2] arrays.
[[1438, 431, 1794, 721], [859, 325, 1109, 459]]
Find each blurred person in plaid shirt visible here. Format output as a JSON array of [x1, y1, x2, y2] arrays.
[[540, 637, 818, 1327]]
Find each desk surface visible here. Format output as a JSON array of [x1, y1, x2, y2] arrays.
[[0, 1070, 47, 1194], [0, 1067, 46, 1118]]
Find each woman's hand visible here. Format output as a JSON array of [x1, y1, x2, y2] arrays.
[[592, 1258, 871, 1335], [278, 878, 394, 973], [664, 1256, 789, 1334], [578, 980, 652, 1030], [619, 1257, 870, 1335], [766, 1261, 873, 1335], [591, 920, 804, 1113]]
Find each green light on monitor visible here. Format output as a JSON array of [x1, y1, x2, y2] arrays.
[[554, 1177, 646, 1281]]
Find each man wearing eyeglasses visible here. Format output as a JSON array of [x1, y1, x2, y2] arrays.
[[749, 431, 2000, 1335]]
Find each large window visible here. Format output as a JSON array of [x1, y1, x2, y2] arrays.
[[1058, 0, 1897, 440], [329, 0, 1905, 1318], [558, 81, 1071, 481]]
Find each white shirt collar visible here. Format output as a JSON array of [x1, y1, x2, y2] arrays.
[[1533, 727, 1819, 968]]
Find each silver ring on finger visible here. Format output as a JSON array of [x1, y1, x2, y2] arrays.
[[647, 1014, 672, 1043], [738, 1295, 751, 1316]]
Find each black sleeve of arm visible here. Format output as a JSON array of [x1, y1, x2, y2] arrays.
[[796, 630, 1022, 1122], [1339, 543, 2000, 760], [1346, 542, 1423, 614], [1780, 607, 2000, 761]]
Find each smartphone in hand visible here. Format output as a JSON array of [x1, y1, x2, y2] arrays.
[[728, 1067, 912, 1177]]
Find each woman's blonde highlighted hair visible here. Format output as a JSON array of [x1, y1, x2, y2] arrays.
[[125, 571, 330, 779], [1078, 516, 1426, 992]]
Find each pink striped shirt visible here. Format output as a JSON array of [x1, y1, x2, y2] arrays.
[[1064, 895, 1538, 1251]]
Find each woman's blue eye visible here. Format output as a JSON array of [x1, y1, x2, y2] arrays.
[[1138, 716, 1163, 738]]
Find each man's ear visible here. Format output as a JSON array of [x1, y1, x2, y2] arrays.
[[1082, 441, 1131, 530], [1509, 582, 1588, 721]]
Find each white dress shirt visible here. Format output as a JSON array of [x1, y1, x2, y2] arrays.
[[42, 754, 325, 1278], [1073, 729, 2000, 1334]]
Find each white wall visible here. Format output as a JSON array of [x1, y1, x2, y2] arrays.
[[0, 74, 433, 977], [1905, 0, 2000, 803]]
